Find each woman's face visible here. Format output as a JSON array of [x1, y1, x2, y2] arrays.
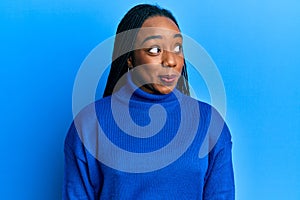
[[128, 16, 184, 94]]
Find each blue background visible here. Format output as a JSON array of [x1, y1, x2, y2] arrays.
[[1, 0, 299, 199]]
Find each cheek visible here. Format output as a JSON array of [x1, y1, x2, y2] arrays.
[[133, 51, 154, 65], [142, 66, 159, 79], [133, 65, 158, 82], [176, 58, 184, 72]]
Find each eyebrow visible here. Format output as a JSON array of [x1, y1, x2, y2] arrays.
[[141, 33, 183, 45], [141, 35, 163, 45], [174, 33, 183, 39]]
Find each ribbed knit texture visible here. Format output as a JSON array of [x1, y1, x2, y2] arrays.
[[63, 75, 235, 199]]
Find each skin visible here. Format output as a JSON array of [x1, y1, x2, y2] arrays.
[[127, 16, 184, 94]]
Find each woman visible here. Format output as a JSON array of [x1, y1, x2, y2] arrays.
[[63, 4, 235, 199]]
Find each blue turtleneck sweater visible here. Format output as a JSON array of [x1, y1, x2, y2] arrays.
[[63, 76, 235, 199]]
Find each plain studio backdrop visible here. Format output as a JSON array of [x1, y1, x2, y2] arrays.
[[0, 0, 299, 199]]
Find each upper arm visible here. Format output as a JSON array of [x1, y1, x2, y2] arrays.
[[202, 120, 235, 199], [63, 123, 99, 200]]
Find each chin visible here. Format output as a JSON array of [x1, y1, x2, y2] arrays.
[[155, 85, 175, 94]]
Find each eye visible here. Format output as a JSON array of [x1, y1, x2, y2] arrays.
[[174, 44, 182, 53], [147, 46, 161, 54]]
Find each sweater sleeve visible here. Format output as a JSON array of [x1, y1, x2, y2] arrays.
[[202, 121, 235, 199], [62, 123, 97, 200]]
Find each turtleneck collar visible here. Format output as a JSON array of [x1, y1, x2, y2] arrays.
[[113, 72, 183, 104]]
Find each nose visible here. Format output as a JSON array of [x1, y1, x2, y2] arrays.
[[162, 50, 177, 68]]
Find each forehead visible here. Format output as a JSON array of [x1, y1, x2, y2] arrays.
[[135, 16, 181, 44], [141, 16, 179, 31]]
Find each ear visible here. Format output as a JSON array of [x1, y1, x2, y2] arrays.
[[127, 56, 133, 69]]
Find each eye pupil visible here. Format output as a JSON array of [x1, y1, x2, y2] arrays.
[[147, 45, 181, 54], [149, 47, 160, 54], [174, 45, 181, 53]]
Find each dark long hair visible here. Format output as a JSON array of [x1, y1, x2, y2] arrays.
[[103, 4, 190, 97]]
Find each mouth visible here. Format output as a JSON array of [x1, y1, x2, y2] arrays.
[[159, 74, 178, 85]]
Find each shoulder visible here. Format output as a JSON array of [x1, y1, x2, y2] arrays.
[[181, 95, 225, 125], [73, 96, 112, 125], [64, 96, 112, 156], [182, 95, 232, 156]]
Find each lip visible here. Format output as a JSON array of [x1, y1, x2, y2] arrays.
[[159, 74, 178, 85]]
